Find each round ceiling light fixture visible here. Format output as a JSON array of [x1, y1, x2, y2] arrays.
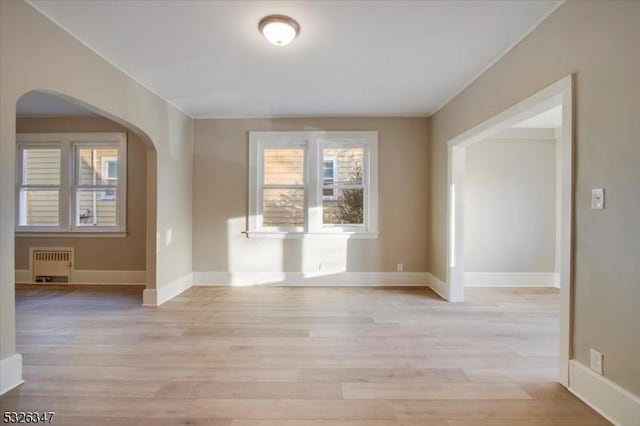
[[259, 15, 300, 46]]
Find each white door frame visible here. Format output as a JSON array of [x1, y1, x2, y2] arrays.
[[445, 75, 574, 386]]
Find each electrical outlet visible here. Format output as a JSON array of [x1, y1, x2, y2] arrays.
[[590, 348, 603, 375], [397, 263, 404, 273]]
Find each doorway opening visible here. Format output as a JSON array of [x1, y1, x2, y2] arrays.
[[14, 90, 158, 295], [446, 76, 573, 386]]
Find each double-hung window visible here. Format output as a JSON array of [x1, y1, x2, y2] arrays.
[[16, 133, 127, 235], [248, 131, 378, 238]]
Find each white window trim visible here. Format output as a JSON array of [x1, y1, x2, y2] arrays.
[[248, 131, 378, 239], [16, 132, 127, 236]]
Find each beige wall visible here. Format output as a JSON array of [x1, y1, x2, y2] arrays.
[[464, 138, 556, 273], [428, 1, 640, 394], [1, 0, 193, 365], [193, 118, 429, 274], [15, 117, 147, 272]]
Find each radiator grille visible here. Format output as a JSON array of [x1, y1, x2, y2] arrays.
[[33, 251, 71, 262], [32, 249, 72, 283]]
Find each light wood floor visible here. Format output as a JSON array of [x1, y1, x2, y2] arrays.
[[1, 285, 609, 425]]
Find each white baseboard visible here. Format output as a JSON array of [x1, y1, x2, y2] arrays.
[[426, 272, 449, 301], [464, 272, 558, 287], [569, 360, 640, 426], [193, 271, 429, 287], [0, 353, 24, 395], [143, 272, 193, 306], [16, 269, 145, 285], [15, 269, 30, 283]]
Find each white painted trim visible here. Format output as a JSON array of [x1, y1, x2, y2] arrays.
[[0, 354, 24, 395], [15, 269, 30, 283], [464, 272, 558, 287], [245, 231, 379, 239], [489, 127, 557, 140], [569, 360, 640, 426], [426, 273, 449, 301], [554, 131, 563, 288], [446, 77, 571, 148], [430, 0, 565, 115], [193, 271, 429, 287], [445, 75, 573, 386], [143, 272, 193, 306], [16, 269, 145, 285], [193, 114, 431, 120]]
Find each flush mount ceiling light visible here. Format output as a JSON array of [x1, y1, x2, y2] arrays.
[[259, 15, 300, 46]]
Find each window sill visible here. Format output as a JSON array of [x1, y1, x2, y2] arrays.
[[245, 231, 379, 240], [16, 231, 128, 238]]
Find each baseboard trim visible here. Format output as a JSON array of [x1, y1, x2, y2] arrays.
[[193, 271, 430, 287], [16, 269, 145, 285], [464, 272, 558, 287], [425, 272, 449, 301], [0, 354, 24, 395], [143, 272, 193, 306], [15, 269, 30, 284], [569, 360, 640, 426]]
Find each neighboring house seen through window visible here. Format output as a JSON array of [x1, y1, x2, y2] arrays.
[[248, 131, 378, 238], [16, 132, 127, 235], [322, 158, 337, 200], [100, 156, 118, 201]]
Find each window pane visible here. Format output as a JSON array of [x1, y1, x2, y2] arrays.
[[106, 161, 118, 179], [323, 187, 336, 198], [263, 188, 304, 226], [323, 188, 364, 225], [323, 159, 337, 200], [23, 148, 61, 185], [76, 189, 118, 227], [323, 160, 335, 179], [264, 149, 304, 185], [323, 148, 364, 186], [78, 148, 119, 185], [18, 189, 59, 226]]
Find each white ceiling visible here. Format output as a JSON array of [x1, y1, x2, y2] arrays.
[[17, 91, 96, 117], [513, 105, 563, 128], [29, 0, 560, 118]]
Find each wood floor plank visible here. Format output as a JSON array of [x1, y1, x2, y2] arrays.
[[299, 367, 469, 384], [156, 381, 343, 399], [0, 285, 610, 425], [342, 383, 531, 400], [392, 399, 606, 420], [23, 365, 300, 382], [188, 399, 397, 420]]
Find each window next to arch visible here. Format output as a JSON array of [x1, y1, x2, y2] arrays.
[[16, 132, 127, 236]]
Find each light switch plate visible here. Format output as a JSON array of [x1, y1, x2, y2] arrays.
[[591, 188, 605, 210]]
